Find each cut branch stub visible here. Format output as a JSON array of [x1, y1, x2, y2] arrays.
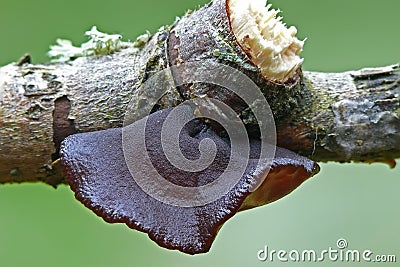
[[60, 108, 319, 254], [227, 0, 304, 84]]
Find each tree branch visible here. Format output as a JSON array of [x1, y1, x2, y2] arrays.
[[0, 0, 399, 186]]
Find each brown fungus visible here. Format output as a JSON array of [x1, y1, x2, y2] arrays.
[[61, 108, 319, 255]]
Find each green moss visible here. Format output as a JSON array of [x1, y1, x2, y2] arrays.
[[395, 108, 400, 118], [133, 31, 152, 48], [212, 48, 243, 65], [212, 49, 221, 57]]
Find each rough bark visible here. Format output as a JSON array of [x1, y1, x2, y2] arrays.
[[0, 0, 399, 186], [0, 48, 137, 186]]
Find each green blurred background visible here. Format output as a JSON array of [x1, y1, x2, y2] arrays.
[[0, 0, 399, 266]]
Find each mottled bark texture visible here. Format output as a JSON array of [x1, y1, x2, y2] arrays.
[[0, 0, 399, 186]]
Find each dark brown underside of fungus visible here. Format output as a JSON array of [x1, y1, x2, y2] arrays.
[[61, 108, 318, 254]]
